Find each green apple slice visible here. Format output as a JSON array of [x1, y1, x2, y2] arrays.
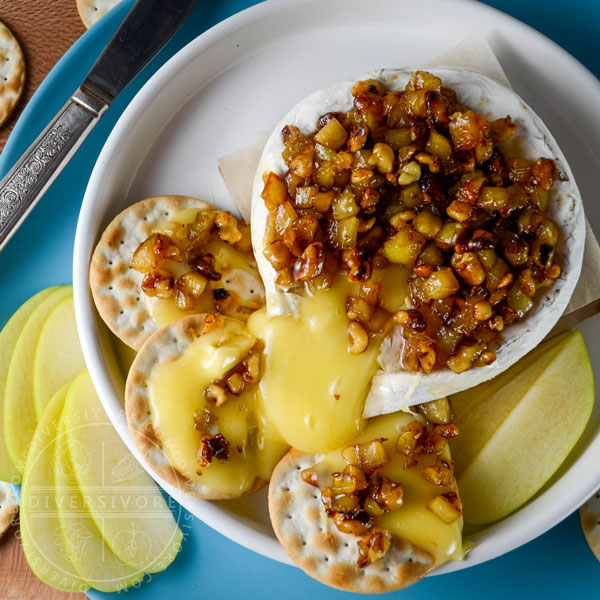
[[64, 371, 182, 573], [20, 382, 89, 593], [55, 416, 144, 592], [450, 330, 570, 475], [4, 286, 72, 475], [0, 287, 60, 482], [33, 296, 86, 419], [109, 330, 138, 383], [456, 330, 594, 525]]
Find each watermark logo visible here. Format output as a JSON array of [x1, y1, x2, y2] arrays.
[[20, 406, 190, 592]]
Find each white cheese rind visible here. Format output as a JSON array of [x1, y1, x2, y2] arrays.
[[250, 67, 585, 417]]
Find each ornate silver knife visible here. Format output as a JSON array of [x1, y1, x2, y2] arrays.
[[0, 0, 198, 252]]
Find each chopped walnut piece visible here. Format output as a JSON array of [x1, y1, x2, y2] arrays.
[[215, 212, 243, 244], [357, 527, 391, 568], [200, 313, 225, 334], [242, 354, 260, 383], [422, 457, 455, 487], [341, 247, 372, 283], [263, 241, 294, 270], [333, 513, 370, 536], [226, 372, 245, 395], [193, 253, 221, 281], [197, 433, 230, 467], [396, 420, 449, 468], [394, 309, 427, 332], [348, 321, 369, 354], [292, 242, 325, 282], [213, 288, 240, 313], [205, 384, 228, 407]]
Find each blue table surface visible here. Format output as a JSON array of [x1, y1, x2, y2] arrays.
[[1, 1, 599, 598]]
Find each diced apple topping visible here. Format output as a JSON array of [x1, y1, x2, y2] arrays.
[[342, 439, 390, 473], [427, 492, 463, 524], [301, 405, 462, 568], [130, 210, 260, 315], [262, 71, 563, 372]]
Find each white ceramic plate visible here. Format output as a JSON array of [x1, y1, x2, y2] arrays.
[[74, 0, 600, 573]]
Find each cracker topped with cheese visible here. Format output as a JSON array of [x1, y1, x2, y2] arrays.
[[269, 412, 463, 593], [90, 195, 265, 350], [125, 313, 289, 500]]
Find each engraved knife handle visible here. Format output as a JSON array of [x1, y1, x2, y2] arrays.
[[0, 85, 108, 251]]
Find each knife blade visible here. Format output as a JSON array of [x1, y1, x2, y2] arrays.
[[0, 0, 198, 252]]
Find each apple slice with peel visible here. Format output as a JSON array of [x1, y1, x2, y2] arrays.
[[4, 286, 72, 475], [454, 330, 593, 525], [0, 286, 60, 482], [64, 371, 182, 572], [450, 330, 570, 476], [33, 296, 86, 419], [20, 382, 89, 593], [55, 416, 145, 592]]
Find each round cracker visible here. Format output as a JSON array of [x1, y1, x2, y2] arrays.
[[580, 491, 600, 563], [76, 0, 122, 29], [125, 313, 266, 500], [0, 482, 18, 539], [90, 195, 263, 350], [268, 449, 434, 593], [0, 21, 25, 127]]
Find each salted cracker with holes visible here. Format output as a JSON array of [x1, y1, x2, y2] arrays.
[[76, 0, 123, 29], [269, 448, 436, 593], [0, 481, 18, 539], [125, 313, 288, 500], [89, 195, 264, 350], [0, 21, 25, 128]]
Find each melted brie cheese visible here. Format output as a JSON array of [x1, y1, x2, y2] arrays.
[[251, 67, 585, 419], [247, 271, 409, 455], [313, 412, 464, 565], [147, 318, 287, 496]]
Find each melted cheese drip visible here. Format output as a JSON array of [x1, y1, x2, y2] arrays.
[[247, 270, 410, 455], [314, 412, 464, 565], [144, 209, 264, 328], [147, 318, 287, 496]]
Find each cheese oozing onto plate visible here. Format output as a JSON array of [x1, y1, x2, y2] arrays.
[[247, 267, 410, 454]]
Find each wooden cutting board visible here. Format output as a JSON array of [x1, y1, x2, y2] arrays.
[[0, 4, 87, 599], [0, 0, 86, 152]]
